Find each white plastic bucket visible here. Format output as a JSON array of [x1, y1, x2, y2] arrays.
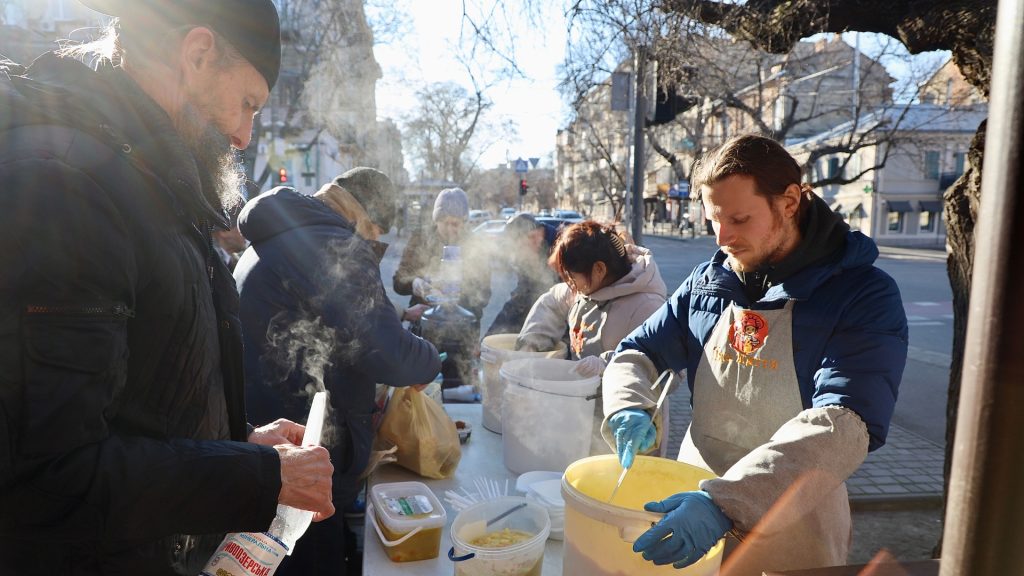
[[449, 496, 550, 576], [561, 455, 725, 575], [480, 334, 566, 433], [500, 358, 600, 475]]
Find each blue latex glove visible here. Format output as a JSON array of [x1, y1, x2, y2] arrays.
[[633, 491, 733, 569], [609, 408, 656, 468]]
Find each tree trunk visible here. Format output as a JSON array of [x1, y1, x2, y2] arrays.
[[934, 120, 984, 555]]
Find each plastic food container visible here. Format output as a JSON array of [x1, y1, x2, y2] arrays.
[[480, 334, 567, 433], [561, 455, 724, 575], [449, 496, 550, 576], [368, 481, 447, 562], [500, 358, 601, 474]]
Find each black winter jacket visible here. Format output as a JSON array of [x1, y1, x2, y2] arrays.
[[234, 188, 442, 509], [0, 55, 280, 575]]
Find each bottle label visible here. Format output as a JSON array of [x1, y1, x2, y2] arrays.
[[386, 495, 433, 516], [200, 532, 289, 576]]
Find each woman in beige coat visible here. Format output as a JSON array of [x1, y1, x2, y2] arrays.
[[516, 221, 668, 454]]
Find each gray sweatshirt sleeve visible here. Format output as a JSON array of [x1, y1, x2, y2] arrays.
[[700, 405, 869, 534]]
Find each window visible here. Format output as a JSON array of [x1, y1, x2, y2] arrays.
[[924, 150, 941, 180], [828, 157, 843, 180], [920, 211, 935, 232], [954, 152, 966, 176], [888, 211, 904, 233]]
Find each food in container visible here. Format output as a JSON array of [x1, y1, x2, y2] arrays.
[[449, 496, 550, 576], [368, 481, 446, 562], [469, 528, 533, 548]]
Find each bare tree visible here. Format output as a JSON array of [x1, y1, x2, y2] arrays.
[[401, 82, 494, 186]]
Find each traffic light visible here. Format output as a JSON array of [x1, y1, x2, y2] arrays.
[[278, 167, 288, 184], [519, 178, 529, 196]]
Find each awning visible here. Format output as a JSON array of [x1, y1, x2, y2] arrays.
[[919, 200, 943, 213], [886, 201, 913, 213], [850, 203, 866, 217]]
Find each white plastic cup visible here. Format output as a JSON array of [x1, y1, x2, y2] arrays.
[[448, 496, 550, 576]]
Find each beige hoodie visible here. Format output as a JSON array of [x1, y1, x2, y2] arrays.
[[516, 245, 667, 358], [516, 246, 668, 455]]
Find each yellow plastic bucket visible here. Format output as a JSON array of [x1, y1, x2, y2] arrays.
[[479, 334, 566, 433], [561, 455, 725, 575]]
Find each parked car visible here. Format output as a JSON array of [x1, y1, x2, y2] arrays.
[[553, 209, 584, 221], [468, 209, 493, 225], [472, 219, 507, 235], [499, 207, 517, 220]]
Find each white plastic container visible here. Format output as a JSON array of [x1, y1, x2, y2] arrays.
[[500, 358, 600, 474], [368, 481, 447, 563], [449, 496, 550, 576], [480, 334, 567, 433]]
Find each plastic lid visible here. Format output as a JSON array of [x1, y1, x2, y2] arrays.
[[369, 481, 447, 533], [515, 471, 563, 494], [529, 479, 565, 509]]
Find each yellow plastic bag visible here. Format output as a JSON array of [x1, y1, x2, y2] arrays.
[[376, 387, 462, 479]]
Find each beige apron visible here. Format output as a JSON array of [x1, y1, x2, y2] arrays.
[[679, 301, 851, 575]]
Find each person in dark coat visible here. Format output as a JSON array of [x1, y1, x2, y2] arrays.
[[393, 187, 492, 318], [234, 168, 442, 575], [486, 213, 561, 335], [0, 2, 333, 575]]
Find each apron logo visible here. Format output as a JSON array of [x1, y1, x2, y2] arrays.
[[571, 320, 597, 356], [729, 310, 769, 355]]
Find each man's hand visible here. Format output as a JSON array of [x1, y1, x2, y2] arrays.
[[412, 277, 435, 300], [609, 408, 656, 468], [249, 418, 305, 446], [275, 444, 335, 522], [633, 491, 732, 568], [402, 303, 430, 322]]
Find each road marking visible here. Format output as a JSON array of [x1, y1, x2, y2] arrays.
[[914, 302, 940, 306], [907, 345, 952, 368]]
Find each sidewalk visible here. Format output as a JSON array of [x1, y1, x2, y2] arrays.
[[664, 384, 945, 510], [644, 228, 948, 264]]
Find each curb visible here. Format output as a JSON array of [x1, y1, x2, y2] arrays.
[[850, 493, 944, 512], [643, 233, 716, 244]]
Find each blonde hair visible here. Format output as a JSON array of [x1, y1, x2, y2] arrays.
[[314, 183, 379, 240]]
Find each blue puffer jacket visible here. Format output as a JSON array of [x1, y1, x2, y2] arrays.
[[618, 231, 907, 451], [234, 188, 441, 507]]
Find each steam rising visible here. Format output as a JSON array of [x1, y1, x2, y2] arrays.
[[259, 232, 387, 449]]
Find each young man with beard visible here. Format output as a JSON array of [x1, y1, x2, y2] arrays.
[[0, 1, 333, 574], [601, 134, 908, 575]]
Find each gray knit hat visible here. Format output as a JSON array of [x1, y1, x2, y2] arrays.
[[333, 167, 397, 232], [432, 188, 469, 222]]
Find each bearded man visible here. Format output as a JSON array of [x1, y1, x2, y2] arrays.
[[600, 134, 908, 575], [0, 1, 333, 574]]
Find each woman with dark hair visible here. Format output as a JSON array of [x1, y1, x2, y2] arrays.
[[515, 220, 668, 453]]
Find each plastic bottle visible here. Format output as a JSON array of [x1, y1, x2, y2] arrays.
[[444, 384, 481, 403], [438, 245, 462, 302], [201, 392, 327, 576]]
